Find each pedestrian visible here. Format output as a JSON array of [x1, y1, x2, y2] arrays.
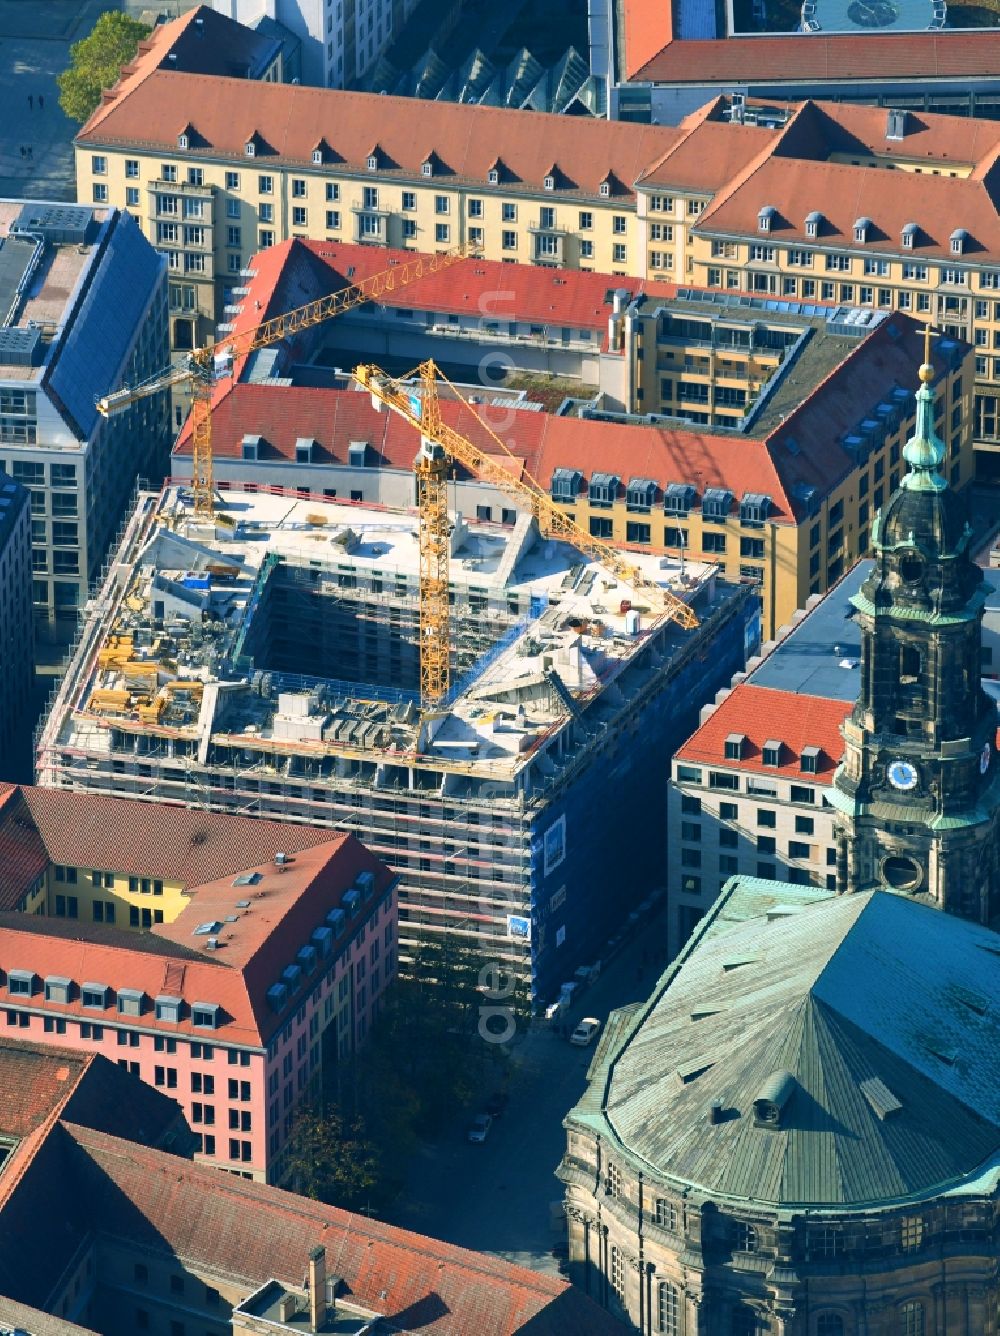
[[38, 94, 44, 110], [27, 95, 32, 110]]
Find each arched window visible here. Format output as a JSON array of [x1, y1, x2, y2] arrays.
[[817, 1315, 844, 1336], [658, 1281, 679, 1335], [900, 1301, 925, 1336], [609, 1246, 625, 1301]]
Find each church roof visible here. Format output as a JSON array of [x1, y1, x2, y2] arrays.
[[593, 889, 1000, 1209]]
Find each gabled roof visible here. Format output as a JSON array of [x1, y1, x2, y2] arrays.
[[676, 684, 851, 779], [63, 1123, 622, 1335], [0, 835, 392, 1046], [598, 890, 1000, 1206], [78, 69, 683, 202], [0, 782, 338, 910], [175, 382, 798, 523]]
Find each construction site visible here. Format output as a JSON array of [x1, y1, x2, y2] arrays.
[[34, 474, 757, 1003]]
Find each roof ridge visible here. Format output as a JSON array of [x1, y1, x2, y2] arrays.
[[694, 102, 805, 228]]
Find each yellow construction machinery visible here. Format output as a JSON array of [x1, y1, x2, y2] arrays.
[[96, 247, 474, 518], [356, 359, 700, 708]]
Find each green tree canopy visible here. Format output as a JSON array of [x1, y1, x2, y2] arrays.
[[58, 12, 150, 124], [284, 1105, 380, 1209]]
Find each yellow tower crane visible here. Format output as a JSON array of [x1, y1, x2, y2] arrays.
[[96, 247, 474, 518], [355, 359, 700, 709]]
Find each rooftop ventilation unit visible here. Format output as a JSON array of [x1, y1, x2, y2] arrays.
[[14, 202, 93, 243], [0, 327, 42, 367]]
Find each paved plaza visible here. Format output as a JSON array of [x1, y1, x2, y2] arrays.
[[0, 0, 118, 203]]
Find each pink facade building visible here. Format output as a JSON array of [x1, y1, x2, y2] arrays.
[[0, 784, 397, 1182]]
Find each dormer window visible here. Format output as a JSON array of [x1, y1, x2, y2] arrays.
[[551, 467, 582, 503], [544, 175, 555, 191], [312, 148, 323, 165], [626, 478, 658, 512], [600, 180, 611, 198], [950, 228, 968, 255], [421, 160, 433, 177], [588, 472, 619, 506], [488, 168, 500, 185], [724, 733, 746, 761], [805, 211, 822, 238], [758, 206, 775, 234], [702, 487, 733, 521], [155, 994, 182, 1023], [902, 222, 917, 250], [801, 746, 821, 774], [7, 970, 34, 997], [192, 1002, 220, 1029], [244, 139, 256, 158], [854, 217, 871, 243], [117, 988, 145, 1017], [178, 132, 189, 150], [367, 154, 378, 171], [740, 493, 771, 526], [763, 740, 783, 767], [664, 482, 697, 516]]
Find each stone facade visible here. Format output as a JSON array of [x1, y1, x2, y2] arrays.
[[830, 358, 1000, 925]]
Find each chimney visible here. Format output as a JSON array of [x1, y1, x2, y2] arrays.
[[309, 1245, 326, 1330]]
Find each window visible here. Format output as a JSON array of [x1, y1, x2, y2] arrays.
[[161, 164, 177, 182], [225, 170, 240, 189], [626, 522, 650, 544], [91, 154, 107, 174], [734, 1221, 758, 1252], [900, 1217, 923, 1251], [609, 1246, 625, 1302], [816, 1318, 844, 1336], [789, 840, 810, 859], [654, 1198, 677, 1230], [899, 1302, 924, 1336], [811, 1228, 845, 1260], [502, 230, 517, 251], [434, 194, 449, 214], [402, 219, 416, 239], [613, 243, 627, 264], [607, 1163, 622, 1197], [92, 183, 108, 203], [680, 795, 701, 815], [292, 207, 308, 227], [757, 809, 776, 828], [590, 517, 612, 539], [468, 197, 483, 217], [579, 210, 593, 229], [502, 202, 517, 222], [326, 210, 341, 230], [435, 223, 450, 243], [703, 532, 726, 554], [187, 167, 203, 186], [258, 175, 273, 194], [757, 835, 776, 855], [292, 178, 307, 197], [658, 1282, 680, 1335]]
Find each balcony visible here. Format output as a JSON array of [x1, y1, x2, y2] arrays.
[[351, 208, 389, 245]]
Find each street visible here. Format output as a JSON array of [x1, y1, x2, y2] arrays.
[[385, 911, 665, 1274]]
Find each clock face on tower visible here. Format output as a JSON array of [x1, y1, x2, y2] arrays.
[[981, 742, 992, 775], [887, 759, 919, 791]]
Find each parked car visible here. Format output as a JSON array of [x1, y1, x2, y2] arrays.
[[485, 1090, 509, 1118], [570, 1017, 601, 1046], [467, 1113, 493, 1142]]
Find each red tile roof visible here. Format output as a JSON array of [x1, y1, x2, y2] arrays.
[[174, 381, 798, 521], [247, 238, 676, 335], [627, 27, 1000, 85], [675, 683, 851, 780], [698, 153, 1000, 263], [0, 783, 338, 909], [0, 818, 393, 1046], [78, 69, 683, 202], [638, 120, 781, 191], [67, 1123, 623, 1335]]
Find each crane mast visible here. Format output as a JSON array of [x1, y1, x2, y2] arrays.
[[356, 359, 700, 711]]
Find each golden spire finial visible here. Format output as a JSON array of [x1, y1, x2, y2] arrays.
[[919, 323, 936, 383]]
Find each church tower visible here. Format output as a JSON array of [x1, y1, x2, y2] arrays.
[[830, 338, 1000, 926]]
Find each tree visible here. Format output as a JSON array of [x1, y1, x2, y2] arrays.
[[58, 12, 149, 123], [283, 1105, 381, 1210]]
